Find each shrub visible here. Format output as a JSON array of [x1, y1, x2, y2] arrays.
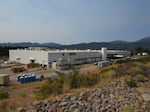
[[38, 84, 50, 99], [135, 74, 144, 82], [68, 70, 100, 88], [68, 70, 81, 88], [0, 92, 9, 100], [19, 92, 27, 98], [85, 74, 99, 86], [132, 62, 143, 67], [126, 79, 137, 87], [38, 70, 100, 98], [39, 78, 63, 97], [121, 105, 134, 112], [128, 66, 141, 76], [116, 64, 130, 77], [50, 77, 63, 94], [100, 68, 116, 79]]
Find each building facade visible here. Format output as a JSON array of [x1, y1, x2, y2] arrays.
[[9, 47, 130, 68]]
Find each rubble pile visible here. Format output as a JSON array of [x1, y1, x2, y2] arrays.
[[20, 80, 150, 112]]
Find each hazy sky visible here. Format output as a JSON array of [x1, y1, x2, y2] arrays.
[[0, 0, 150, 44]]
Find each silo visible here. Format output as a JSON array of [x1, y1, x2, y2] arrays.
[[101, 47, 107, 61]]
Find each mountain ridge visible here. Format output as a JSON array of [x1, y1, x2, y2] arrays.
[[0, 36, 150, 50], [0, 42, 62, 47]]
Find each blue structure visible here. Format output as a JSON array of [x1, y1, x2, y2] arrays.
[[18, 74, 37, 84]]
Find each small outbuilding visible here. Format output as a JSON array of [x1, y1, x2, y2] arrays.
[[0, 74, 10, 86]]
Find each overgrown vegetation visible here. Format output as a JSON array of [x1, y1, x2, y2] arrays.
[[121, 105, 134, 112], [126, 79, 137, 87], [38, 56, 150, 99], [0, 101, 9, 112], [116, 57, 150, 87], [135, 73, 145, 82], [18, 92, 27, 98], [38, 70, 100, 99], [0, 91, 9, 100], [116, 56, 150, 77], [116, 56, 150, 64], [100, 67, 116, 79]]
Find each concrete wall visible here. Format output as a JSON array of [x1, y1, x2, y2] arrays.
[[9, 48, 131, 68], [48, 52, 102, 65], [9, 50, 49, 66]]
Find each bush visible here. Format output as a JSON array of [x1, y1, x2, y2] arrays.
[[50, 77, 63, 94], [68, 70, 81, 88], [68, 70, 100, 88], [126, 79, 137, 87], [121, 105, 134, 112], [128, 66, 141, 76], [101, 68, 116, 79], [116, 64, 130, 77], [39, 78, 63, 97], [0, 92, 9, 99], [38, 70, 100, 98], [135, 74, 144, 82], [19, 92, 27, 98], [132, 62, 143, 67]]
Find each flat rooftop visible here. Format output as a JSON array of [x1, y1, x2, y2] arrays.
[[10, 48, 130, 53]]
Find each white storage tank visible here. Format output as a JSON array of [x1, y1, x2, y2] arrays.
[[101, 47, 107, 61]]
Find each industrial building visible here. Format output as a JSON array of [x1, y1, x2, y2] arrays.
[[9, 47, 130, 69]]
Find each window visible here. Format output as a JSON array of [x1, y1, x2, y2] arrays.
[[69, 53, 76, 55]]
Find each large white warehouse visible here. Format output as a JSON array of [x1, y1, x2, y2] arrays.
[[9, 47, 130, 68]]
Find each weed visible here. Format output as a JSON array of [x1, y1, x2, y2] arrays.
[[0, 91, 9, 100]]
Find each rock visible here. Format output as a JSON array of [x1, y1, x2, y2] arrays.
[[59, 101, 69, 107], [79, 92, 85, 97], [73, 108, 80, 112], [142, 92, 150, 102], [18, 107, 26, 112], [48, 103, 58, 112], [37, 108, 44, 112], [19, 79, 149, 112], [70, 96, 77, 101], [32, 101, 42, 106]]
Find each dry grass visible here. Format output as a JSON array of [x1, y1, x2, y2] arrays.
[[76, 64, 95, 69], [1, 62, 143, 111], [0, 81, 46, 108], [34, 68, 54, 75], [137, 84, 150, 94], [99, 64, 119, 72], [144, 62, 150, 67], [0, 76, 119, 111]]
